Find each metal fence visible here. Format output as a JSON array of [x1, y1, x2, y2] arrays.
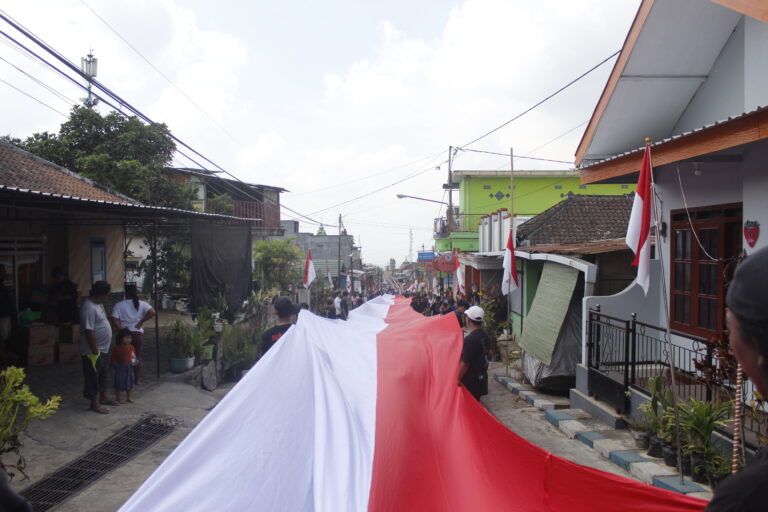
[[588, 307, 767, 448]]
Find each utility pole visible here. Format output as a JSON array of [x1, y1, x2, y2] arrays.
[[447, 146, 454, 235], [80, 50, 99, 108], [337, 213, 342, 290], [409, 229, 413, 263]]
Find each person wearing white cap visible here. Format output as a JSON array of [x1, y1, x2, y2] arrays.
[[456, 305, 489, 400]]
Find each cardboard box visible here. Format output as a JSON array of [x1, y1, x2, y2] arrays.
[[57, 343, 81, 363], [59, 324, 80, 343], [24, 325, 56, 348], [27, 345, 54, 366]]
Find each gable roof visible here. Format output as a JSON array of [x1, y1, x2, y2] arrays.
[[575, 0, 746, 167], [516, 194, 633, 247], [0, 141, 256, 222], [0, 140, 136, 204]]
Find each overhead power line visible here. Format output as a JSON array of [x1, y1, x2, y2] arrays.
[[457, 148, 572, 164], [0, 10, 334, 227], [458, 51, 620, 149], [0, 76, 67, 116], [76, 0, 244, 148]]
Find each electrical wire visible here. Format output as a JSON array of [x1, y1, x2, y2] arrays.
[[457, 147, 572, 164], [0, 76, 67, 116], [76, 0, 244, 148], [458, 51, 620, 149], [0, 53, 78, 105], [0, 12, 333, 227]]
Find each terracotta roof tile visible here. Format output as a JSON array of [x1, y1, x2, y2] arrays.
[[517, 194, 633, 246], [0, 141, 137, 204]]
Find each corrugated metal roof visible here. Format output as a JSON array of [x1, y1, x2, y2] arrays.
[[578, 105, 768, 170]]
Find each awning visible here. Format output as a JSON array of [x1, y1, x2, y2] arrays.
[[520, 262, 579, 366]]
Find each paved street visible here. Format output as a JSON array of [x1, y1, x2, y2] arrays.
[[482, 363, 633, 480]]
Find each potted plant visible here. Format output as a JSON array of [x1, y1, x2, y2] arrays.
[[168, 320, 198, 373], [194, 307, 215, 362], [628, 419, 651, 449], [658, 406, 679, 467], [679, 398, 732, 483], [640, 376, 672, 458], [706, 451, 732, 489]]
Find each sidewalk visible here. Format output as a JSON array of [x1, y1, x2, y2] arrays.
[[490, 368, 714, 502]]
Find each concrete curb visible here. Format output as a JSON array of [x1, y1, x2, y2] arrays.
[[492, 373, 713, 500]]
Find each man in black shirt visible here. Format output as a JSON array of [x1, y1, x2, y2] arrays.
[[260, 298, 297, 355], [456, 305, 489, 400], [707, 246, 768, 512], [340, 291, 350, 320]]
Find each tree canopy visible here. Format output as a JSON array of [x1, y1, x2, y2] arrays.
[[3, 106, 193, 209], [253, 239, 304, 292]]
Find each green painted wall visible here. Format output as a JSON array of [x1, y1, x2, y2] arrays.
[[509, 259, 544, 338], [435, 231, 478, 252], [458, 176, 633, 231]]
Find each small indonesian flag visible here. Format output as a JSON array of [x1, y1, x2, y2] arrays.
[[626, 142, 655, 295], [303, 250, 316, 288], [346, 272, 352, 291], [501, 229, 519, 295], [327, 271, 333, 288], [453, 251, 465, 294]]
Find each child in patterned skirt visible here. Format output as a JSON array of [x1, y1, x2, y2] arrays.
[[111, 329, 136, 403]]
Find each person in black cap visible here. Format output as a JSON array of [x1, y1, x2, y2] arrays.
[[707, 246, 768, 512], [260, 298, 297, 355]]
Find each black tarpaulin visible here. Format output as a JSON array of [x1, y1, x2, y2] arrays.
[[191, 220, 252, 312]]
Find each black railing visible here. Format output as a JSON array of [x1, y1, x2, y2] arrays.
[[588, 307, 767, 448]]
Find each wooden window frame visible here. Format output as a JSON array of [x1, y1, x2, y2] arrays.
[[669, 203, 742, 338]]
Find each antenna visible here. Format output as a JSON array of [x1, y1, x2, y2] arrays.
[[81, 50, 99, 108]]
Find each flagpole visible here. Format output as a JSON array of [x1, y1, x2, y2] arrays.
[[645, 136, 684, 484], [509, 147, 514, 335]]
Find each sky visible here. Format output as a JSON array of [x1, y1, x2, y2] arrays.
[[0, 0, 641, 266]]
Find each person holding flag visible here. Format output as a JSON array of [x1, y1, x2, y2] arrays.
[[625, 138, 654, 295]]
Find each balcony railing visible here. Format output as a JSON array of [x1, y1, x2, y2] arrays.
[[434, 214, 480, 237], [233, 200, 281, 229], [587, 308, 766, 448]]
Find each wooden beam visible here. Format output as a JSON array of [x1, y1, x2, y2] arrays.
[[580, 108, 768, 184], [574, 0, 655, 167], [710, 0, 768, 23]]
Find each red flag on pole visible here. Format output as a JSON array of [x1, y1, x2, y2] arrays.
[[501, 229, 519, 295], [453, 251, 465, 295], [626, 141, 654, 295], [303, 250, 316, 288]]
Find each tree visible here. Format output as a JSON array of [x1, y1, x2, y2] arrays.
[[206, 193, 235, 216], [4, 106, 193, 209], [252, 239, 304, 292]]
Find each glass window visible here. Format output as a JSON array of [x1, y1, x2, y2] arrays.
[[91, 238, 106, 284]]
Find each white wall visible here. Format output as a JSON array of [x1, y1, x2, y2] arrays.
[[744, 17, 768, 112], [674, 17, 745, 134], [741, 141, 768, 254]]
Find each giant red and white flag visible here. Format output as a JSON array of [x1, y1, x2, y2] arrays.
[[453, 252, 465, 295], [119, 297, 706, 512], [303, 250, 316, 288], [626, 142, 655, 295], [501, 229, 519, 295]]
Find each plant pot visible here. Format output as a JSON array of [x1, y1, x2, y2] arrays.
[[646, 434, 663, 458], [631, 430, 650, 450], [690, 453, 707, 484], [169, 356, 195, 373], [197, 344, 214, 361], [708, 471, 729, 489], [662, 443, 677, 467], [681, 454, 692, 476]]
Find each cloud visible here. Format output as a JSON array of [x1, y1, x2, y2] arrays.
[[0, 0, 640, 265]]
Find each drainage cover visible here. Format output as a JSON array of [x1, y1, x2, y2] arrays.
[[21, 415, 177, 511]]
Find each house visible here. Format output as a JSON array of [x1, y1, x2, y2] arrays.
[[0, 141, 251, 366], [435, 170, 632, 253], [461, 194, 634, 390], [271, 220, 361, 290], [572, 0, 768, 441]]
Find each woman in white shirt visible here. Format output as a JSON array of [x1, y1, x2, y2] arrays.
[[110, 284, 156, 384]]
